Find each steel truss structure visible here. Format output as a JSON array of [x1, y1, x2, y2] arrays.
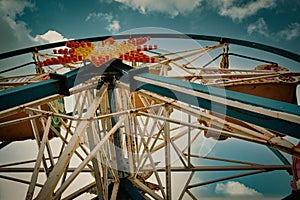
[[0, 34, 300, 200]]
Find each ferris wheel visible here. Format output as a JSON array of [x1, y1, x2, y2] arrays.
[[0, 30, 300, 200]]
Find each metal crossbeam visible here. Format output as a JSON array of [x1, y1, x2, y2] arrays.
[[129, 72, 300, 138], [0, 69, 78, 111], [1, 59, 299, 139], [143, 165, 291, 172], [1, 34, 299, 62]]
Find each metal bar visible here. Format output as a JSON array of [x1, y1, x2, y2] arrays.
[[187, 170, 266, 189], [139, 90, 300, 158], [0, 167, 92, 173], [28, 111, 49, 177], [131, 178, 164, 200], [0, 73, 37, 81], [164, 106, 172, 200], [206, 73, 287, 87], [47, 103, 94, 167], [187, 109, 192, 168], [110, 181, 120, 200], [24, 107, 76, 121], [169, 135, 188, 168], [58, 163, 69, 200], [148, 106, 188, 168], [62, 182, 96, 200], [101, 141, 118, 182], [183, 130, 202, 155], [133, 118, 167, 199], [186, 189, 198, 200], [100, 93, 120, 183], [169, 60, 194, 75], [0, 175, 43, 187], [186, 34, 300, 63], [26, 116, 52, 200], [0, 79, 64, 111], [87, 125, 105, 200], [0, 68, 78, 111], [178, 171, 195, 200], [176, 72, 282, 80], [139, 111, 268, 145], [0, 157, 59, 168], [147, 165, 291, 172], [102, 151, 109, 200], [118, 88, 135, 176], [228, 52, 277, 64], [136, 123, 164, 178], [35, 88, 105, 200], [132, 73, 300, 138], [19, 97, 161, 122], [268, 147, 291, 166], [49, 125, 93, 170], [104, 96, 120, 183], [135, 73, 300, 123], [108, 85, 126, 178], [146, 109, 191, 168], [187, 154, 264, 166], [199, 53, 222, 68], [135, 96, 166, 169], [0, 94, 61, 119], [0, 81, 39, 86], [51, 116, 126, 200], [0, 36, 110, 59], [39, 113, 55, 168], [150, 127, 195, 155], [45, 140, 55, 167], [1, 34, 298, 63], [0, 61, 36, 74]]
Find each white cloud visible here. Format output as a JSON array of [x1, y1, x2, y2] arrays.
[[115, 0, 202, 17], [99, 0, 113, 3], [106, 20, 120, 33], [0, 0, 34, 19], [0, 0, 69, 76], [209, 0, 276, 21], [215, 181, 263, 197], [0, 0, 68, 53], [33, 30, 69, 43], [247, 18, 269, 37], [0, 0, 35, 52], [85, 12, 113, 22], [86, 12, 120, 33], [248, 18, 300, 41], [277, 23, 300, 41]]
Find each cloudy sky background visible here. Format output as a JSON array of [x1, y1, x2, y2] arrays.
[[0, 0, 300, 199], [1, 0, 300, 53]]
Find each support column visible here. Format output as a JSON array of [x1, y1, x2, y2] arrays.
[[108, 81, 127, 178], [165, 106, 172, 200]]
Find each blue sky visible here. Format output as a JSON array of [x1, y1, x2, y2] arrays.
[[0, 0, 300, 199], [1, 0, 300, 54]]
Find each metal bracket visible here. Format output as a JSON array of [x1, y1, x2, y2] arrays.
[[49, 73, 70, 96], [128, 67, 149, 92]]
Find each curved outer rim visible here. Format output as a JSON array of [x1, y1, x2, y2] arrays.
[[0, 34, 299, 63]]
